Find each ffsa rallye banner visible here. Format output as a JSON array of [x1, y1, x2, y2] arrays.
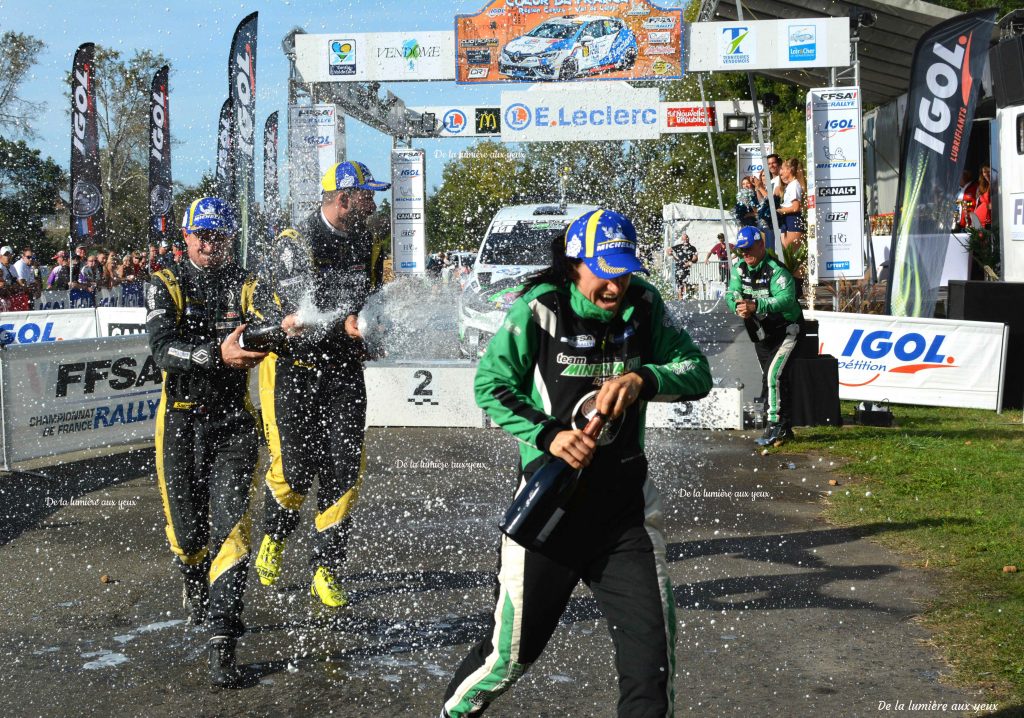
[[455, 0, 683, 84], [0, 336, 161, 467], [886, 9, 997, 318]]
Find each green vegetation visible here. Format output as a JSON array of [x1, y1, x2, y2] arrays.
[[785, 403, 1024, 704]]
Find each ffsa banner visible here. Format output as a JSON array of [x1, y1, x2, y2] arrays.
[[806, 88, 865, 281], [455, 0, 683, 84], [886, 9, 997, 317], [287, 104, 339, 224], [0, 336, 162, 467]]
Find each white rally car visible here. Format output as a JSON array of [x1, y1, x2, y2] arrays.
[[498, 15, 639, 81], [458, 203, 598, 358]]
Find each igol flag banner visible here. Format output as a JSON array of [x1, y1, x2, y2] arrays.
[[886, 9, 997, 317], [149, 65, 173, 246], [70, 43, 105, 246], [229, 11, 258, 268]]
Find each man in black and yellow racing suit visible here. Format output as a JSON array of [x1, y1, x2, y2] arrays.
[[251, 160, 389, 607], [147, 196, 266, 687]]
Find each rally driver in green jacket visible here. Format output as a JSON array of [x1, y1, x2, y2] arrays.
[[726, 225, 804, 447], [441, 209, 712, 718]]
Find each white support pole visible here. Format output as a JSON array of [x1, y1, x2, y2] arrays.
[[696, 73, 732, 245]]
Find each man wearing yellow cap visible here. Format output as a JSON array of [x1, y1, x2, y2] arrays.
[[252, 160, 389, 608]]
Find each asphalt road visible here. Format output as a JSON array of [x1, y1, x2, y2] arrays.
[[0, 428, 987, 717]]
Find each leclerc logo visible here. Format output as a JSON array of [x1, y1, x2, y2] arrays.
[[505, 104, 530, 131], [443, 109, 467, 134], [838, 329, 956, 385], [504, 103, 658, 131]]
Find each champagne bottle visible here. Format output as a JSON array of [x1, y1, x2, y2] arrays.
[[499, 413, 605, 551], [239, 322, 287, 352]]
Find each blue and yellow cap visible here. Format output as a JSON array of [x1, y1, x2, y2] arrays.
[[565, 209, 648, 279], [321, 160, 391, 192], [181, 197, 236, 234], [735, 225, 763, 249]]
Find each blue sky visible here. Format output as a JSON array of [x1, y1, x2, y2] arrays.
[[0, 0, 523, 192]]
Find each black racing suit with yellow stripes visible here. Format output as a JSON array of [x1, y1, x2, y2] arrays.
[[443, 277, 712, 718], [146, 261, 260, 638], [252, 210, 381, 573]]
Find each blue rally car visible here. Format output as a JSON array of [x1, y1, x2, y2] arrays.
[[498, 15, 639, 81]]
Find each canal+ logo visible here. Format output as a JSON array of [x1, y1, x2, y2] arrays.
[[837, 329, 956, 386]]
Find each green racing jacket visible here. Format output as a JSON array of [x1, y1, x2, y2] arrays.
[[474, 277, 712, 471]]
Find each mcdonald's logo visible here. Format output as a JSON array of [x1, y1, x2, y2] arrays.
[[475, 108, 501, 134]]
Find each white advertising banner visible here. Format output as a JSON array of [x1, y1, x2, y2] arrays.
[[408, 105, 503, 138], [294, 32, 456, 83], [996, 105, 1024, 282], [806, 87, 866, 282], [736, 142, 773, 188], [688, 18, 850, 72], [814, 312, 1007, 410], [500, 83, 660, 143], [96, 307, 147, 337], [660, 100, 759, 134], [0, 336, 162, 467], [288, 104, 339, 224], [391, 149, 427, 274], [0, 309, 97, 347]]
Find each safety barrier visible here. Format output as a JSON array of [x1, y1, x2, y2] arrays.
[[34, 287, 146, 311], [0, 344, 743, 471]]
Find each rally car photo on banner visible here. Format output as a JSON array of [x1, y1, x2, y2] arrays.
[[456, 0, 683, 83]]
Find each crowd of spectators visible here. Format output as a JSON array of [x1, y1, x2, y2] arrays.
[[0, 239, 183, 311]]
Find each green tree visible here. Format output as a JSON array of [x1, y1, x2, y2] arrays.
[[425, 141, 531, 252], [0, 29, 46, 138], [0, 137, 67, 251]]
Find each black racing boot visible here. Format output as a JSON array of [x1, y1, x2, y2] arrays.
[[208, 636, 244, 688], [756, 423, 794, 447], [183, 574, 209, 626]]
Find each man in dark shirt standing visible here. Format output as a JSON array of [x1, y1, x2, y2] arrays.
[[252, 160, 389, 608], [670, 232, 698, 299]]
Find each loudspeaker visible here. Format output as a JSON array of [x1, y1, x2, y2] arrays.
[[991, 37, 1024, 109], [947, 280, 1024, 409]]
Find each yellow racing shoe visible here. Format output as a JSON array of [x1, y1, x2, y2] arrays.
[[254, 534, 286, 586], [311, 566, 349, 608]]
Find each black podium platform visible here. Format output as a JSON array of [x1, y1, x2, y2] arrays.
[[788, 354, 843, 427]]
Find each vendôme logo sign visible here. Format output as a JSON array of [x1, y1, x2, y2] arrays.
[[837, 329, 956, 386], [504, 102, 657, 131]]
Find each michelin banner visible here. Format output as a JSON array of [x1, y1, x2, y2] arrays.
[[0, 336, 162, 468], [806, 87, 865, 281], [736, 142, 773, 188], [287, 104, 339, 223], [456, 0, 683, 84], [390, 149, 427, 274], [815, 311, 1007, 410]]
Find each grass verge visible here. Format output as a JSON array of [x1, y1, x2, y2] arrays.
[[783, 403, 1024, 705]]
